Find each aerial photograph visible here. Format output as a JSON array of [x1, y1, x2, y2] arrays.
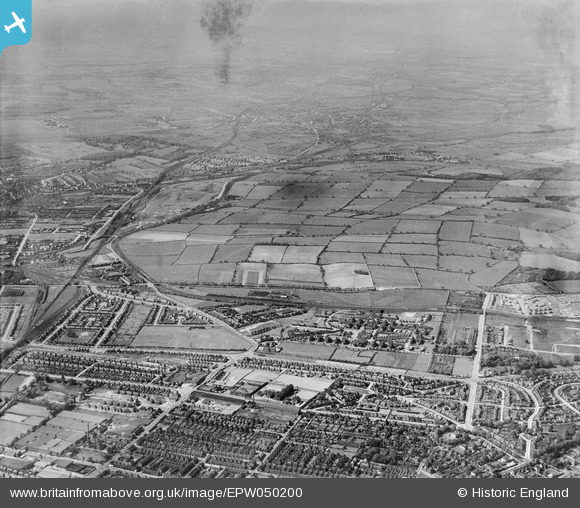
[[0, 0, 579, 480]]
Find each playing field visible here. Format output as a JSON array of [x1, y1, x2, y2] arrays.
[[528, 318, 580, 353], [131, 325, 252, 350], [278, 341, 336, 360]]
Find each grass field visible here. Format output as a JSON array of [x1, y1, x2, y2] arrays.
[[363, 253, 407, 266], [555, 344, 580, 355], [118, 166, 577, 293], [528, 318, 580, 353], [320, 252, 366, 264], [429, 354, 455, 375], [402, 255, 438, 269], [417, 269, 478, 290], [234, 262, 267, 285], [387, 233, 438, 244], [278, 341, 335, 360], [330, 348, 374, 364], [452, 357, 474, 377], [469, 261, 518, 287], [439, 256, 492, 273], [175, 244, 218, 264], [549, 280, 580, 293], [439, 241, 491, 257], [249, 245, 287, 263], [131, 325, 251, 350], [121, 240, 185, 256], [439, 221, 473, 242], [368, 265, 419, 288], [441, 312, 479, 344], [198, 263, 236, 284], [212, 243, 253, 263], [326, 241, 383, 253], [268, 264, 324, 287], [373, 352, 414, 369], [323, 263, 374, 289], [395, 219, 442, 234], [0, 421, 31, 446], [520, 253, 580, 271], [0, 374, 32, 398], [519, 229, 577, 251]]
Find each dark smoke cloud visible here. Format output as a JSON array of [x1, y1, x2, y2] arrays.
[[200, 0, 254, 84]]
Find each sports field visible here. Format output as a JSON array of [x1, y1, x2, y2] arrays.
[[131, 325, 252, 351]]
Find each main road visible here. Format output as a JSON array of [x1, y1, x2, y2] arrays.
[[464, 293, 492, 430]]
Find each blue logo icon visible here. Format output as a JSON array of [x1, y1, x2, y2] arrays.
[[1, 0, 31, 56]]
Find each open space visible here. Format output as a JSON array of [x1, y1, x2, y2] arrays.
[[131, 325, 252, 351]]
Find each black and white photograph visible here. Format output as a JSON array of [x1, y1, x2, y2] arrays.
[[0, 0, 579, 484]]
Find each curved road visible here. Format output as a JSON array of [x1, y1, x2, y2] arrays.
[[554, 383, 580, 416]]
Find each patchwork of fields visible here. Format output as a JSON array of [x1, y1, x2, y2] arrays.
[[119, 171, 580, 291]]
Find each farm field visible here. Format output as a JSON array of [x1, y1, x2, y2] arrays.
[[268, 264, 324, 287], [118, 165, 580, 297], [368, 265, 419, 288], [130, 325, 252, 351], [549, 280, 580, 293], [323, 264, 374, 289]]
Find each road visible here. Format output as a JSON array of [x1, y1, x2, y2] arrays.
[[85, 349, 251, 479], [498, 386, 506, 422], [493, 379, 542, 431], [554, 383, 580, 416], [519, 434, 537, 461], [89, 282, 257, 351], [87, 383, 196, 478], [39, 295, 90, 345], [12, 215, 37, 266], [82, 191, 144, 250], [527, 382, 543, 431], [92, 299, 130, 349], [464, 293, 491, 430]]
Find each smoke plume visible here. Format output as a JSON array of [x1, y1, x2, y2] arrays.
[[199, 0, 254, 84]]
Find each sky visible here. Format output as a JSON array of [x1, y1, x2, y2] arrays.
[[8, 0, 578, 73]]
